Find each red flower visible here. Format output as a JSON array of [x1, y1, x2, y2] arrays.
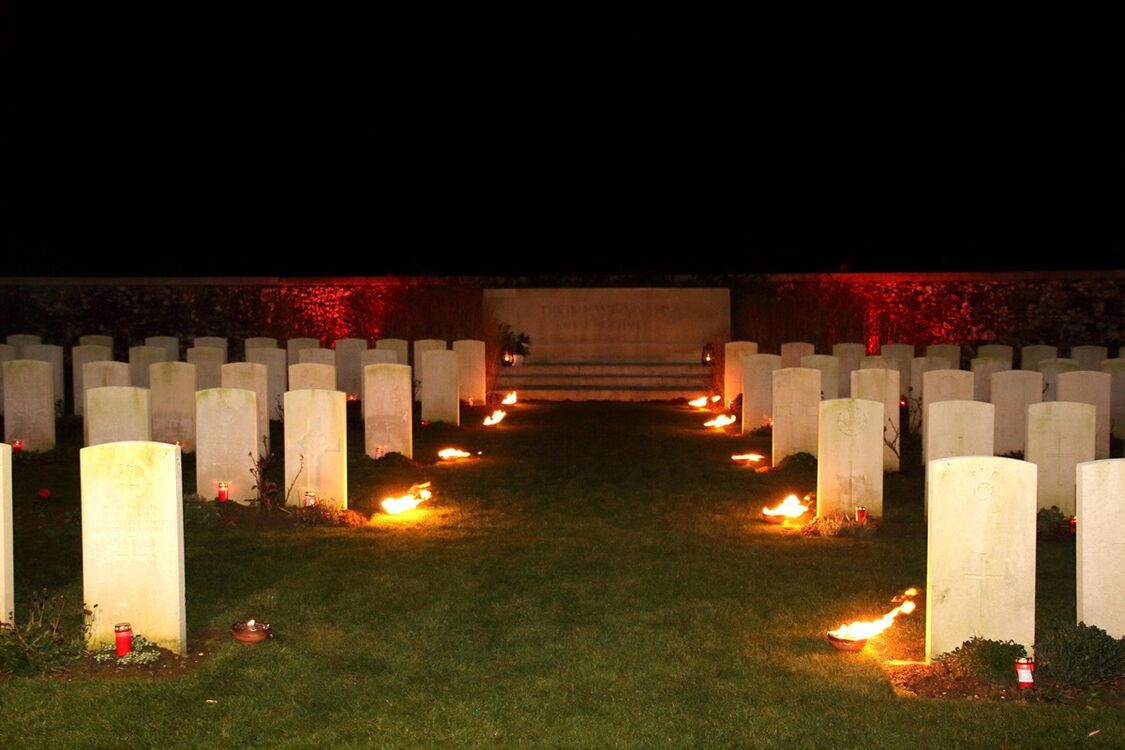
[[38, 488, 51, 499]]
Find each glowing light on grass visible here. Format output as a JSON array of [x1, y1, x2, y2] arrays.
[[828, 588, 919, 642], [731, 453, 764, 463], [483, 410, 506, 426], [761, 493, 809, 521], [704, 414, 736, 429], [381, 482, 433, 514], [501, 391, 518, 405], [438, 448, 471, 460]]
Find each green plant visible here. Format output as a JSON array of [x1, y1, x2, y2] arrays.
[[0, 590, 92, 676], [937, 637, 1028, 682], [799, 512, 877, 538], [498, 324, 530, 356], [1036, 506, 1069, 541], [250, 440, 299, 513], [91, 634, 163, 666], [1036, 622, 1125, 687], [183, 493, 222, 527], [293, 503, 367, 527]]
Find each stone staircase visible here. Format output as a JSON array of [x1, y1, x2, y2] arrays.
[[493, 362, 713, 401]]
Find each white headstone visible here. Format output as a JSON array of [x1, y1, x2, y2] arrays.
[[908, 356, 952, 431], [741, 354, 782, 433], [976, 345, 1014, 368], [129, 345, 168, 388], [0, 444, 11, 624], [924, 400, 994, 473], [832, 343, 866, 398], [921, 368, 971, 432], [772, 367, 820, 466], [83, 362, 131, 425], [2, 360, 55, 451], [80, 441, 185, 655], [970, 357, 1010, 402], [420, 350, 459, 425], [79, 335, 114, 350], [852, 367, 901, 472], [1100, 358, 1125, 440], [799, 355, 838, 400], [780, 342, 814, 369], [0, 345, 13, 417], [413, 339, 447, 400], [1021, 345, 1057, 372], [284, 389, 347, 509], [361, 349, 398, 368], [1057, 371, 1112, 460], [452, 340, 487, 404], [723, 341, 759, 406], [925, 456, 1036, 661], [1070, 345, 1108, 373], [333, 338, 368, 401], [71, 344, 113, 416], [247, 347, 288, 422], [144, 336, 180, 362], [990, 370, 1042, 456], [1076, 459, 1125, 638], [926, 344, 961, 369], [24, 344, 64, 415], [1038, 358, 1079, 401], [298, 348, 336, 368], [196, 388, 259, 503], [289, 363, 336, 391], [860, 355, 896, 370], [1027, 401, 1095, 515], [194, 337, 228, 358], [6, 334, 41, 357], [364, 364, 413, 459], [286, 337, 320, 365], [816, 398, 883, 518], [221, 363, 270, 456], [879, 343, 914, 398], [186, 346, 226, 391], [375, 338, 409, 366], [149, 362, 197, 453], [243, 337, 277, 353], [85, 387, 151, 447]]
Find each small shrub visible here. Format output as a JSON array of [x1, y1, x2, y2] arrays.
[[937, 637, 1028, 682], [775, 452, 817, 472], [339, 509, 368, 528], [91, 634, 163, 666], [183, 493, 221, 527], [294, 503, 368, 527], [1036, 622, 1125, 687], [800, 513, 877, 538], [0, 590, 91, 676], [1036, 506, 1069, 541]]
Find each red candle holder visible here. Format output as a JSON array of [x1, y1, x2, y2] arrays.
[[11, 439, 24, 454], [114, 623, 133, 656], [1016, 657, 1035, 688], [855, 506, 868, 523], [303, 490, 318, 507], [1069, 515, 1076, 534], [217, 481, 230, 502], [174, 440, 183, 450], [347, 393, 358, 403]]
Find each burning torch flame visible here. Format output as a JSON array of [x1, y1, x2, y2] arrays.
[[762, 493, 809, 519], [828, 588, 919, 642], [688, 396, 709, 408], [732, 453, 764, 463], [438, 448, 471, 460], [483, 410, 506, 426], [501, 391, 518, 405], [381, 482, 433, 514], [711, 395, 721, 403], [704, 414, 736, 429]]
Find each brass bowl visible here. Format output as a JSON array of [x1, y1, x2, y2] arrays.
[[760, 513, 785, 524], [231, 621, 272, 644], [826, 632, 867, 651]]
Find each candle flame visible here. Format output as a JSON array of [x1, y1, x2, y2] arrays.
[[381, 482, 433, 514], [731, 453, 764, 463], [438, 448, 472, 460], [828, 588, 919, 642], [762, 493, 810, 519], [247, 619, 255, 627], [688, 396, 708, 408], [501, 391, 518, 405], [704, 414, 736, 429], [711, 395, 721, 403], [483, 410, 506, 426]]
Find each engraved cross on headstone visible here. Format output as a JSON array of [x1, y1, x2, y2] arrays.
[[963, 552, 1006, 618], [299, 413, 341, 493], [836, 459, 869, 505]]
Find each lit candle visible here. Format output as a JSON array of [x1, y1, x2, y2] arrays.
[[347, 393, 358, 403], [303, 490, 317, 507], [174, 440, 183, 450], [114, 622, 133, 657], [855, 506, 868, 523], [1069, 515, 1076, 534], [11, 439, 23, 454], [217, 481, 230, 502], [1015, 657, 1035, 688]]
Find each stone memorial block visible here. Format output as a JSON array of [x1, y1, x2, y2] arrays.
[[299, 348, 336, 367], [925, 456, 1036, 661], [362, 349, 398, 368], [2, 360, 55, 451], [977, 345, 1014, 368], [129, 345, 168, 388], [991, 370, 1042, 456], [1020, 345, 1057, 372], [149, 362, 196, 452], [413, 339, 447, 399], [421, 350, 459, 425], [880, 343, 914, 398], [722, 341, 759, 406], [144, 336, 180, 362], [0, 345, 13, 417], [832, 343, 866, 398], [799, 355, 839, 399], [1076, 459, 1125, 638], [741, 354, 782, 434], [1038, 358, 1079, 401], [80, 441, 185, 655], [364, 364, 413, 459], [926, 344, 961, 369], [970, 357, 1010, 402], [1071, 345, 1108, 373], [24, 344, 64, 414], [244, 337, 278, 354], [333, 338, 368, 400], [852, 367, 901, 472], [187, 346, 226, 391], [1100, 358, 1125, 440], [85, 387, 151, 446], [1057, 371, 1112, 459], [860, 355, 896, 370], [196, 388, 259, 503], [375, 338, 409, 365], [1026, 401, 1095, 516], [921, 368, 972, 432], [79, 335, 114, 350], [924, 400, 994, 475], [452, 339, 487, 404], [247, 347, 287, 421], [772, 367, 821, 466], [780, 342, 814, 369], [6, 334, 41, 356], [284, 389, 347, 509], [1, 444, 11, 624], [71, 344, 113, 416], [816, 398, 883, 518], [909, 356, 952, 431], [287, 337, 320, 365], [289, 363, 336, 391], [221, 363, 270, 455], [194, 337, 228, 358]]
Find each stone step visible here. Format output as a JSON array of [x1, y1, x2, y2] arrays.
[[493, 384, 707, 402], [499, 362, 711, 376], [495, 373, 710, 387]]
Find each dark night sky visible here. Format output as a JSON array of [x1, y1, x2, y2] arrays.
[[3, 10, 1121, 278]]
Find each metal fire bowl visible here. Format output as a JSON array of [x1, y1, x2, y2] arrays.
[[826, 632, 867, 651], [231, 621, 272, 644]]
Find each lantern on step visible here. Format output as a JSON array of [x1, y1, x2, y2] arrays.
[[702, 344, 714, 365], [501, 349, 515, 367]]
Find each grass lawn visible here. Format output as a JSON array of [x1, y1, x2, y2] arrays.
[[1, 401, 1122, 749]]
